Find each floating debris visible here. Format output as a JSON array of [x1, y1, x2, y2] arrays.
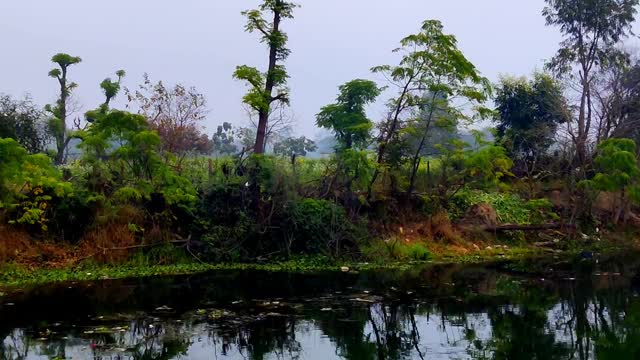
[[351, 298, 375, 304]]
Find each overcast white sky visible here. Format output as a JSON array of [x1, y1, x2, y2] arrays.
[[1, 1, 637, 137]]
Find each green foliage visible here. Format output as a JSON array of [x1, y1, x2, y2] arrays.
[[6, 16, 639, 270], [286, 198, 360, 255], [544, 0, 638, 165], [80, 106, 197, 207], [0, 138, 73, 231], [317, 79, 381, 194], [113, 187, 143, 204], [493, 73, 570, 173], [235, 0, 298, 153], [211, 122, 238, 156], [0, 94, 49, 153], [464, 144, 514, 188], [436, 136, 514, 201], [336, 149, 376, 192], [316, 79, 381, 150], [450, 190, 557, 224], [46, 53, 82, 165], [99, 69, 125, 107], [581, 138, 640, 223], [401, 243, 432, 261], [361, 239, 432, 262], [50, 53, 82, 69], [273, 136, 316, 157], [370, 19, 492, 196], [590, 138, 640, 192], [233, 65, 272, 113], [544, 0, 638, 75]]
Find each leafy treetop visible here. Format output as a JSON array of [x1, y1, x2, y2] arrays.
[[316, 79, 381, 150]]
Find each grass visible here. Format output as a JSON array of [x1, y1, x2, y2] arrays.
[[0, 258, 403, 290], [1, 221, 636, 291], [0, 246, 548, 291]]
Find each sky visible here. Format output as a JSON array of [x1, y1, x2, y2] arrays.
[[0, 0, 625, 138]]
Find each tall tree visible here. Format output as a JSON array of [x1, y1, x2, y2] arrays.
[[543, 0, 638, 167], [234, 0, 298, 154], [368, 20, 491, 198], [592, 56, 640, 143], [614, 61, 640, 142], [493, 73, 570, 185], [407, 92, 460, 159], [273, 136, 317, 157], [316, 79, 381, 150], [45, 53, 82, 164], [211, 122, 239, 156], [100, 70, 126, 109]]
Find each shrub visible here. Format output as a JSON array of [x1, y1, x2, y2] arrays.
[[401, 243, 432, 261], [361, 239, 432, 262], [285, 198, 360, 256], [450, 189, 557, 224], [0, 138, 73, 232]]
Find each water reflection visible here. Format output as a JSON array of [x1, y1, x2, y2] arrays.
[[2, 259, 640, 359]]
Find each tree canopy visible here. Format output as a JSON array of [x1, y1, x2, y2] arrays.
[[316, 79, 381, 150]]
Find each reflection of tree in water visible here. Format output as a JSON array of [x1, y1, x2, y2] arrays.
[[3, 269, 640, 360], [0, 319, 192, 360], [463, 278, 573, 360], [309, 302, 428, 360], [312, 306, 376, 359], [549, 278, 640, 360], [471, 304, 572, 359], [206, 317, 302, 360], [1, 329, 31, 360], [366, 303, 426, 360], [461, 276, 640, 360], [116, 319, 192, 360]]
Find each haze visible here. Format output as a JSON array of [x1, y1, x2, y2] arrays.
[[0, 0, 617, 137]]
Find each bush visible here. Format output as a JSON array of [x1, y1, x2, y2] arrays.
[[450, 189, 557, 224], [0, 138, 73, 233], [361, 239, 432, 262], [285, 198, 361, 256], [401, 243, 432, 261]]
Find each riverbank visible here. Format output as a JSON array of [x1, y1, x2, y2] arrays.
[[0, 238, 634, 291], [3, 245, 639, 360]]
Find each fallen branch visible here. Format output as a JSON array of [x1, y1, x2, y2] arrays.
[[97, 238, 190, 252], [483, 223, 576, 232]]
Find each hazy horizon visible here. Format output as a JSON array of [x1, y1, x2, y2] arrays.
[[2, 0, 638, 138]]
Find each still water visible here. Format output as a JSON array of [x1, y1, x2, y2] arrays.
[[1, 256, 640, 359]]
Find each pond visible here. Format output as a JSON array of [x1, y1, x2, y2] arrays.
[[1, 255, 640, 359]]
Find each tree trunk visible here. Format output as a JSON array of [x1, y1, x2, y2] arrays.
[[576, 73, 588, 169], [407, 92, 438, 196], [253, 5, 282, 154], [367, 82, 412, 200], [54, 68, 68, 165], [254, 111, 269, 154]]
